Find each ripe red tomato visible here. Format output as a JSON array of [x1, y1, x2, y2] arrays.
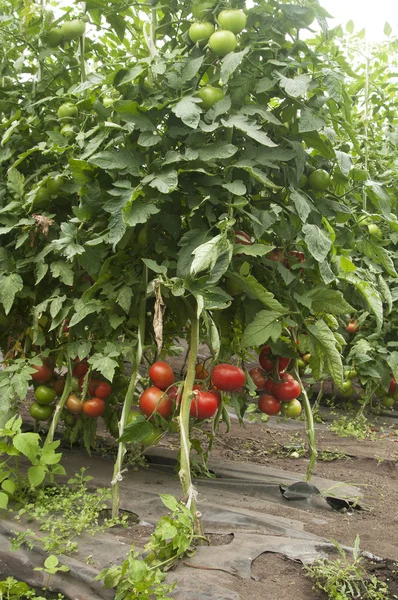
[[66, 393, 83, 414], [51, 377, 65, 396], [277, 357, 291, 373], [31, 360, 53, 384], [281, 399, 302, 417], [83, 397, 105, 418], [268, 250, 285, 263], [249, 367, 267, 390], [389, 376, 397, 395], [149, 361, 175, 391], [139, 387, 173, 419], [190, 391, 219, 419], [211, 364, 246, 392], [259, 346, 273, 372], [168, 385, 182, 404], [346, 320, 359, 334], [79, 375, 102, 396], [73, 361, 89, 378], [258, 394, 281, 415], [209, 388, 222, 405], [273, 373, 301, 402], [195, 364, 208, 380], [95, 382, 112, 399]]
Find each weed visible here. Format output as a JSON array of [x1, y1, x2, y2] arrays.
[[304, 536, 395, 599], [318, 450, 350, 462], [0, 576, 64, 599], [329, 416, 375, 440]]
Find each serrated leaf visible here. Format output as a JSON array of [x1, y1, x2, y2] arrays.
[[346, 274, 383, 332], [299, 108, 326, 133], [290, 190, 312, 222], [230, 273, 286, 313], [302, 224, 332, 262], [196, 143, 238, 161], [44, 555, 59, 569], [378, 275, 392, 315], [190, 235, 223, 276], [123, 198, 160, 226], [358, 239, 397, 277], [307, 320, 344, 387], [145, 169, 178, 194], [0, 274, 23, 314], [222, 180, 246, 195], [119, 418, 153, 443], [13, 432, 40, 463], [69, 300, 103, 327], [220, 48, 250, 84], [172, 97, 201, 129], [89, 356, 119, 381], [277, 73, 311, 98], [50, 262, 74, 286], [335, 151, 352, 177], [304, 287, 354, 315], [222, 115, 277, 147], [116, 286, 133, 313], [241, 310, 283, 347]]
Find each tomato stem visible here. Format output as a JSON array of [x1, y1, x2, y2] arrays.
[[45, 368, 72, 446], [293, 364, 317, 482], [178, 306, 204, 538], [111, 267, 147, 518]]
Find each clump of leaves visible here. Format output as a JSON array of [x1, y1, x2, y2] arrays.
[[12, 468, 128, 555], [304, 536, 392, 599], [97, 494, 203, 599], [318, 449, 350, 462], [0, 576, 64, 599], [329, 416, 374, 440]]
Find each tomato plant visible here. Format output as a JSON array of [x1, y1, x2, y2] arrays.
[[139, 387, 173, 419], [211, 364, 246, 392]]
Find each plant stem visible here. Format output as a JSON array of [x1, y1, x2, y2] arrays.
[[111, 268, 147, 518], [79, 2, 87, 84], [178, 307, 203, 537], [45, 370, 72, 446], [294, 364, 317, 482]]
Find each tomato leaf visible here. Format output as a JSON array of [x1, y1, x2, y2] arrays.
[[12, 433, 40, 463], [220, 48, 250, 84], [0, 273, 23, 315], [241, 310, 283, 347], [307, 320, 344, 387], [302, 224, 332, 262]]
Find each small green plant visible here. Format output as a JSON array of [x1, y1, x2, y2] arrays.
[[318, 450, 350, 462], [329, 416, 374, 441], [12, 468, 128, 555], [304, 536, 394, 599], [0, 576, 64, 599], [97, 494, 203, 599], [34, 556, 69, 592], [0, 416, 65, 508]]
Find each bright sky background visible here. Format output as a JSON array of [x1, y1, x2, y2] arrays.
[[320, 0, 398, 42]]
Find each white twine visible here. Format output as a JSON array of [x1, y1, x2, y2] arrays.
[[111, 468, 128, 486]]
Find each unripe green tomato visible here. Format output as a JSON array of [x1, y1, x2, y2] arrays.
[[308, 169, 330, 192], [46, 27, 63, 48], [61, 19, 86, 41], [303, 353, 311, 364], [297, 358, 306, 369], [367, 223, 382, 239], [34, 187, 51, 207], [60, 123, 77, 140], [137, 227, 148, 246], [71, 376, 80, 392], [209, 30, 237, 56], [225, 278, 244, 296], [30, 402, 54, 421], [381, 395, 395, 409], [217, 9, 247, 34], [47, 175, 64, 197], [57, 102, 78, 120], [189, 21, 215, 45], [35, 385, 57, 405], [103, 97, 114, 108], [197, 85, 224, 110]]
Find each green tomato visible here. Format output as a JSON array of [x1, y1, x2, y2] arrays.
[[217, 9, 247, 34], [47, 175, 64, 197], [103, 97, 115, 108], [35, 385, 57, 405], [192, 0, 216, 20], [297, 358, 306, 369], [308, 169, 331, 192], [34, 187, 51, 208], [30, 402, 54, 421], [61, 20, 86, 41], [60, 123, 77, 140], [71, 376, 80, 392], [197, 85, 224, 110], [189, 21, 215, 45], [137, 227, 148, 246], [280, 399, 302, 418], [209, 30, 237, 56], [381, 395, 395, 409], [340, 380, 353, 393], [225, 278, 244, 296], [367, 223, 382, 239], [57, 102, 78, 120], [46, 27, 63, 48]]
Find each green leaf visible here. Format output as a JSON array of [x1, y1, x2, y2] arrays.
[[196, 143, 238, 162], [346, 19, 355, 33], [222, 115, 277, 147], [307, 320, 344, 387], [220, 48, 250, 84], [123, 198, 160, 226], [0, 274, 23, 314], [302, 224, 332, 262], [89, 356, 119, 382], [378, 275, 392, 315], [241, 310, 283, 347], [346, 274, 383, 332], [89, 149, 141, 175], [290, 190, 312, 222], [0, 491, 9, 509], [50, 262, 74, 286], [142, 259, 167, 275], [358, 239, 397, 277], [277, 73, 311, 98], [28, 465, 45, 488], [222, 180, 246, 195], [144, 169, 178, 194], [303, 287, 354, 315], [232, 243, 273, 257], [12, 432, 40, 463], [299, 108, 326, 133], [160, 494, 180, 513], [191, 235, 224, 276], [119, 418, 153, 443], [44, 555, 59, 569], [384, 22, 392, 36], [181, 56, 204, 83], [172, 97, 201, 129], [116, 286, 133, 313], [230, 273, 286, 313], [335, 150, 352, 177]]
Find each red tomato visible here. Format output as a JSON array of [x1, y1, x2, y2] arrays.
[[168, 385, 182, 404], [264, 379, 275, 394], [195, 364, 208, 380], [249, 367, 267, 390], [259, 346, 273, 373], [149, 361, 175, 390], [190, 391, 219, 419], [289, 250, 305, 263], [389, 376, 397, 395], [95, 382, 112, 399], [277, 357, 291, 373], [273, 373, 301, 402], [346, 320, 359, 334], [211, 364, 246, 392], [73, 361, 89, 378], [139, 386, 173, 419], [51, 377, 65, 396], [31, 360, 54, 384], [66, 393, 84, 414], [268, 250, 285, 263], [209, 388, 222, 405], [258, 394, 281, 415], [83, 397, 105, 418]]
